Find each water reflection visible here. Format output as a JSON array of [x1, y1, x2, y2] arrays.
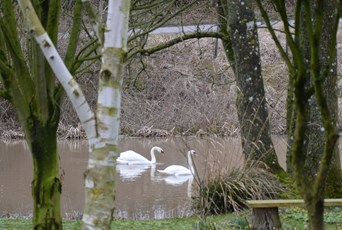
[[162, 175, 194, 198], [0, 136, 283, 219], [116, 164, 151, 181], [162, 175, 193, 186]]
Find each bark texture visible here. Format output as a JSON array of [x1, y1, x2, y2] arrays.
[[251, 208, 281, 230], [80, 1, 131, 229], [304, 1, 342, 198], [218, 0, 283, 173], [286, 0, 342, 201], [255, 1, 341, 229], [1, 0, 64, 228], [82, 146, 117, 229], [29, 121, 61, 229], [17, 0, 130, 229]]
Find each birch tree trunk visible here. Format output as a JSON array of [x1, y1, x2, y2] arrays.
[[82, 1, 130, 229], [18, 0, 131, 229]]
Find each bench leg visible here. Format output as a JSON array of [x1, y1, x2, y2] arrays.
[[251, 207, 282, 230]]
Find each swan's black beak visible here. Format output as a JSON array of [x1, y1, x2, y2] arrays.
[[161, 150, 165, 156]]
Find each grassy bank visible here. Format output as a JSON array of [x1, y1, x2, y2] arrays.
[[2, 208, 342, 230], [1, 215, 237, 230], [2, 214, 249, 230]]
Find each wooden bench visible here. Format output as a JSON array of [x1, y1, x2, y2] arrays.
[[246, 199, 342, 229]]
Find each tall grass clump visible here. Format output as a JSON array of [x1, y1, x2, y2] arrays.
[[192, 160, 286, 216]]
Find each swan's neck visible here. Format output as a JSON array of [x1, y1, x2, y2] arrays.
[[187, 153, 194, 175], [150, 148, 157, 163]]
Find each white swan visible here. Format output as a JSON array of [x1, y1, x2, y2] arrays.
[[116, 146, 165, 164], [158, 150, 196, 176]]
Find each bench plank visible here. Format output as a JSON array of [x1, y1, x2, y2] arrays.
[[248, 199, 342, 229], [247, 199, 342, 208]]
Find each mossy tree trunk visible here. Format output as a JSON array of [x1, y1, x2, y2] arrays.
[[301, 1, 342, 198], [217, 0, 283, 174], [256, 1, 341, 229], [0, 1, 62, 228], [286, 0, 342, 197], [298, 1, 342, 227], [17, 0, 131, 229], [28, 120, 62, 229], [0, 0, 84, 228]]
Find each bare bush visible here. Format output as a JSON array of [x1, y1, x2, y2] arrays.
[[121, 36, 238, 136], [1, 23, 342, 139]]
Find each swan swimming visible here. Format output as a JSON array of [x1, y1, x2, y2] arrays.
[[116, 146, 165, 164], [158, 150, 196, 176]]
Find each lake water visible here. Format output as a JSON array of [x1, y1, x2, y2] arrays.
[[0, 136, 287, 219]]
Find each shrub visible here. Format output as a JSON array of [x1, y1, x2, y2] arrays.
[[192, 160, 286, 215]]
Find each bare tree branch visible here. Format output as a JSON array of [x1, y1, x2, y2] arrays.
[[129, 31, 225, 58]]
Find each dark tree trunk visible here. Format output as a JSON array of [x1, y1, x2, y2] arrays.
[[23, 117, 62, 229], [251, 208, 282, 230], [287, 1, 341, 229], [307, 199, 325, 230], [286, 76, 295, 174], [0, 0, 82, 228], [255, 1, 341, 230], [218, 0, 283, 173], [286, 0, 342, 197], [27, 119, 62, 230], [305, 1, 342, 197]]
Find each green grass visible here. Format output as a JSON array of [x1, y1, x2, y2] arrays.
[[0, 214, 246, 230], [280, 207, 342, 230], [0, 218, 80, 230], [2, 208, 342, 230]]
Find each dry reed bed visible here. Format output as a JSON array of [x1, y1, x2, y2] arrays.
[[1, 24, 342, 140]]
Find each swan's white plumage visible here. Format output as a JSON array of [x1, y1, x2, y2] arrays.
[[116, 146, 164, 164], [158, 150, 196, 176], [159, 165, 190, 176]]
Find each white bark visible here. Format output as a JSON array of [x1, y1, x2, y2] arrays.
[[105, 0, 129, 49], [82, 0, 131, 229], [18, 0, 97, 145], [19, 0, 131, 229], [95, 0, 130, 144], [35, 34, 97, 143]]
